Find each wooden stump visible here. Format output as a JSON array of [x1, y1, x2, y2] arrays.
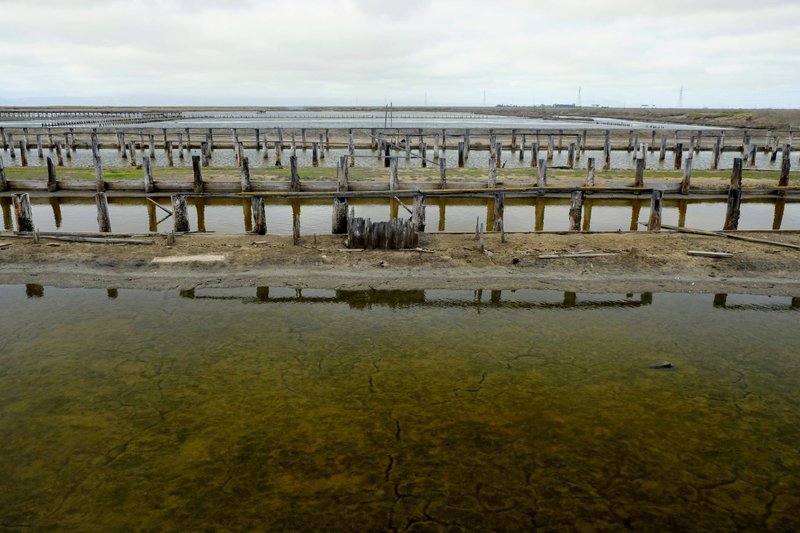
[[252, 196, 266, 235], [290, 155, 300, 192], [192, 155, 203, 193], [13, 193, 34, 232], [647, 190, 663, 231], [723, 187, 742, 231], [412, 195, 426, 232], [568, 191, 583, 231], [332, 197, 348, 234], [143, 158, 154, 193], [95, 192, 111, 233], [46, 156, 58, 192], [240, 156, 251, 192], [94, 154, 105, 192], [586, 157, 596, 186], [172, 195, 190, 232]]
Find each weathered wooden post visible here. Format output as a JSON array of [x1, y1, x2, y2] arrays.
[[200, 141, 209, 166], [680, 153, 693, 195], [55, 140, 65, 166], [143, 157, 154, 193], [748, 144, 757, 166], [318, 133, 325, 159], [184, 128, 191, 150], [627, 130, 634, 152], [458, 141, 465, 167], [292, 201, 300, 245], [252, 196, 266, 235], [421, 142, 428, 168], [332, 197, 348, 234], [650, 130, 656, 152], [240, 156, 251, 192], [603, 130, 611, 169], [338, 156, 349, 191], [47, 128, 54, 149], [778, 157, 790, 188], [511, 129, 518, 151], [274, 141, 282, 167], [0, 156, 7, 191], [207, 128, 214, 151], [659, 135, 667, 161], [384, 142, 391, 167], [46, 156, 58, 192], [723, 187, 742, 231], [166, 141, 174, 167], [288, 155, 300, 192], [530, 143, 538, 168], [634, 157, 645, 187], [389, 157, 399, 190], [711, 137, 721, 170], [149, 134, 156, 159], [405, 133, 411, 158], [192, 155, 203, 193], [434, 134, 440, 160], [95, 192, 111, 232], [492, 193, 504, 232], [312, 142, 319, 167], [569, 191, 583, 231], [494, 142, 502, 168], [488, 154, 497, 188], [547, 134, 554, 160], [262, 132, 270, 155], [537, 160, 547, 187], [13, 193, 34, 232], [128, 142, 137, 166], [325, 129, 330, 149], [348, 131, 354, 167], [94, 154, 105, 192], [438, 158, 447, 189], [412, 195, 426, 231], [172, 195, 190, 232], [120, 132, 127, 156], [0, 128, 6, 150], [36, 134, 43, 158], [567, 143, 575, 169], [647, 190, 663, 231], [19, 140, 28, 167], [673, 142, 683, 170], [586, 157, 596, 186], [301, 128, 307, 148], [731, 157, 743, 189], [7, 134, 16, 159]]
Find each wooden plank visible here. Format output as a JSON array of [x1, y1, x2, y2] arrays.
[[687, 250, 733, 258]]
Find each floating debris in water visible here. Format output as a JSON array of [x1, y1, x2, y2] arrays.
[[649, 361, 674, 369]]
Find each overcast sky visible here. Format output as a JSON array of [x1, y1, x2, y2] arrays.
[[1, 0, 797, 108]]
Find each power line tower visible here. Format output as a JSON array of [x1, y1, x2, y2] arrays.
[[678, 86, 684, 108], [483, 89, 486, 107], [577, 86, 582, 107]]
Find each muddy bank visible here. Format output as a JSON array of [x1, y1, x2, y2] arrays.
[[1, 232, 799, 295]]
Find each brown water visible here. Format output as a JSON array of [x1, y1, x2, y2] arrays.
[[1, 286, 799, 530]]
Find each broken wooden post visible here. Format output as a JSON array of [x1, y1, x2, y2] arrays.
[[172, 195, 190, 232], [439, 158, 447, 189], [36, 134, 43, 158], [332, 197, 348, 234], [567, 143, 575, 169], [94, 154, 105, 192], [143, 157, 154, 193], [192, 155, 203, 193], [166, 141, 174, 167], [95, 192, 111, 232], [659, 135, 667, 161], [603, 130, 611, 169], [312, 142, 319, 167], [274, 141, 282, 167], [13, 193, 34, 232], [680, 154, 693, 195], [19, 140, 28, 167], [290, 155, 300, 192], [586, 157, 596, 186], [648, 189, 663, 231], [488, 154, 497, 188], [634, 157, 645, 187], [412, 195, 426, 231], [458, 141, 465, 167], [149, 134, 156, 159], [55, 141, 64, 166], [731, 157, 743, 189], [569, 191, 583, 231], [252, 196, 266, 235], [0, 156, 7, 191], [389, 157, 399, 190], [723, 187, 742, 231], [338, 155, 349, 191], [240, 156, 251, 192], [492, 193, 504, 232], [537, 160, 547, 187], [46, 156, 58, 192], [530, 143, 538, 168]]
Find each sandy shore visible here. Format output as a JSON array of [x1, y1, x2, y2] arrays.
[[1, 232, 799, 296]]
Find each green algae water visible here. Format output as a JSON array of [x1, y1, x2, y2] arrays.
[[1, 286, 799, 531]]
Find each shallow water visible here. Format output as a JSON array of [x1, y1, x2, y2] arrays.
[[4, 196, 799, 235], [0, 286, 799, 530]]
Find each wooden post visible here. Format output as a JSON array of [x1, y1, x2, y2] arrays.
[[338, 155, 349, 191], [412, 195, 426, 231], [36, 134, 43, 158], [13, 193, 34, 232], [659, 135, 667, 161], [95, 192, 111, 232], [569, 191, 583, 231], [530, 143, 538, 168], [731, 157, 743, 189], [511, 129, 518, 150], [172, 195, 190, 232], [94, 154, 105, 192], [7, 134, 15, 159], [389, 157, 399, 190], [680, 154, 693, 195], [492, 193, 504, 232], [537, 160, 547, 187], [301, 128, 307, 148], [458, 141, 465, 167], [332, 197, 348, 234], [192, 155, 203, 193], [325, 129, 330, 149], [290, 155, 300, 192], [634, 157, 645, 187], [434, 134, 440, 160], [778, 157, 790, 188], [47, 128, 54, 149], [177, 132, 184, 157], [252, 196, 266, 235], [128, 142, 137, 167], [312, 142, 319, 167], [0, 156, 7, 191], [384, 142, 391, 167], [292, 202, 300, 245], [240, 156, 251, 192], [420, 142, 428, 168], [439, 158, 447, 189], [262, 132, 269, 154], [149, 134, 156, 159], [603, 130, 611, 169], [495, 142, 502, 168], [749, 144, 757, 166], [319, 133, 325, 159], [586, 157, 596, 186], [567, 143, 575, 169], [166, 141, 174, 167], [647, 190, 663, 231], [19, 140, 28, 167], [185, 128, 191, 149], [723, 187, 742, 231], [0, 128, 6, 150], [207, 128, 214, 151], [673, 142, 683, 170], [200, 141, 209, 166], [488, 154, 497, 188], [143, 157, 154, 193], [547, 134, 554, 160], [274, 141, 282, 167], [46, 156, 58, 192], [55, 141, 64, 166], [348, 131, 354, 167], [711, 137, 721, 170]]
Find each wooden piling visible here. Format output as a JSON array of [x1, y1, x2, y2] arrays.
[[586, 157, 596, 186], [192, 156, 203, 193], [495, 142, 502, 168], [412, 195, 426, 232], [7, 134, 15, 159], [252, 196, 266, 235], [240, 156, 251, 192], [492, 193, 504, 232], [749, 144, 757, 166], [312, 142, 319, 167], [0, 156, 7, 191], [338, 155, 349, 191], [143, 157, 154, 193], [149, 134, 156, 159], [434, 134, 440, 160], [723, 187, 742, 231], [779, 157, 790, 188], [537, 160, 547, 187], [680, 155, 693, 195], [200, 142, 209, 167], [439, 158, 447, 189], [95, 192, 111, 232], [421, 142, 428, 168], [390, 157, 399, 190], [289, 155, 300, 192], [731, 157, 743, 189], [547, 134, 554, 160], [568, 191, 583, 231], [332, 197, 348, 234], [659, 135, 667, 161], [458, 142, 465, 167], [94, 154, 105, 192], [0, 128, 6, 150], [348, 131, 354, 167], [603, 130, 611, 169], [647, 190, 663, 231], [488, 154, 497, 188], [634, 157, 645, 187], [172, 195, 190, 232], [19, 140, 28, 167], [166, 141, 174, 167], [275, 141, 282, 167], [567, 143, 575, 169], [673, 142, 683, 170], [36, 134, 43, 158], [384, 143, 391, 168], [319, 133, 325, 159], [530, 143, 538, 168], [46, 156, 58, 192], [292, 202, 300, 245], [13, 193, 34, 232], [55, 141, 65, 166], [128, 142, 137, 166], [711, 137, 721, 170]]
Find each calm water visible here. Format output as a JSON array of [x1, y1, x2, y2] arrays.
[[0, 286, 799, 530], [4, 196, 799, 234]]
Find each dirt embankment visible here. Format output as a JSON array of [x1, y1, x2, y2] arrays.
[[1, 232, 799, 296]]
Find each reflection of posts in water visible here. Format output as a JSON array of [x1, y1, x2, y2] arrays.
[[792, 297, 800, 309], [535, 197, 545, 231], [641, 292, 653, 305], [486, 197, 495, 231], [25, 283, 44, 298], [146, 200, 157, 232], [49, 197, 62, 228], [256, 287, 269, 302], [438, 198, 446, 231], [582, 198, 593, 232], [677, 199, 688, 228], [242, 198, 253, 233], [292, 200, 301, 244], [107, 288, 118, 299], [630, 198, 643, 231], [713, 293, 728, 308], [195, 197, 206, 233], [1, 197, 11, 230], [563, 291, 577, 307], [389, 197, 399, 220], [179, 288, 195, 299], [490, 290, 501, 304], [773, 199, 785, 230]]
